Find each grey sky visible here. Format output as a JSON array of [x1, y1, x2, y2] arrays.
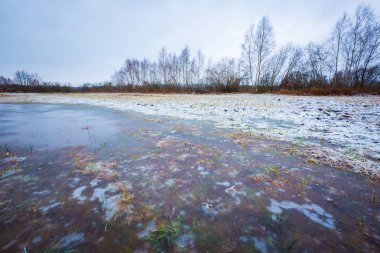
[[1, 0, 379, 84]]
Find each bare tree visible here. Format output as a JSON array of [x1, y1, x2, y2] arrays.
[[305, 42, 329, 86], [206, 58, 242, 92], [253, 17, 276, 86], [328, 13, 349, 80], [241, 24, 255, 86], [110, 6, 379, 93], [158, 47, 168, 84], [15, 70, 28, 85], [140, 58, 150, 84], [195, 49, 205, 84], [342, 5, 380, 86], [0, 75, 12, 85], [149, 62, 159, 84], [179, 46, 191, 85], [355, 10, 380, 87], [283, 44, 303, 79], [14, 70, 42, 86], [262, 46, 290, 88]]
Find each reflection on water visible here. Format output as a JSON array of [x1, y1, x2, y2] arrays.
[[0, 104, 379, 253]]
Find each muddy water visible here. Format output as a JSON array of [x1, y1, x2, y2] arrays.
[[0, 104, 379, 253]]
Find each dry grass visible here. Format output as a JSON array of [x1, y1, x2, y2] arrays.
[[2, 83, 379, 95], [276, 86, 380, 96]]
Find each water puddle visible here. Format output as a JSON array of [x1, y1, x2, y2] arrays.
[[0, 104, 379, 252]]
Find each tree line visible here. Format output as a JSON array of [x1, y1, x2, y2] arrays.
[[1, 4, 379, 94], [111, 4, 380, 93]]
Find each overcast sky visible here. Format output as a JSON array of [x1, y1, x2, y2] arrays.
[[1, 0, 379, 84]]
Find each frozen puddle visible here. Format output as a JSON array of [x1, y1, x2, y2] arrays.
[[72, 186, 87, 203], [90, 183, 119, 220], [73, 182, 120, 220], [268, 199, 336, 229], [0, 103, 378, 253]]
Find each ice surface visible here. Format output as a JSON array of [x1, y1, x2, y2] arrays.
[[267, 199, 336, 229]]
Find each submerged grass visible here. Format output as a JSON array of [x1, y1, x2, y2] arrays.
[[229, 131, 256, 147], [43, 245, 78, 253], [19, 239, 78, 253], [264, 165, 281, 177], [117, 183, 132, 204], [146, 216, 183, 248]]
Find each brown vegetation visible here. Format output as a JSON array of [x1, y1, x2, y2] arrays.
[[276, 86, 380, 96]]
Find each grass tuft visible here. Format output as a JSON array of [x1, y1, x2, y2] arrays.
[[117, 183, 132, 204], [146, 217, 182, 247], [264, 165, 281, 177]]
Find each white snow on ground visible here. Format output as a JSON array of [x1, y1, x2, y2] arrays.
[[1, 93, 379, 175]]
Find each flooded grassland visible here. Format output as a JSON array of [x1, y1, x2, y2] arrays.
[[0, 103, 379, 252]]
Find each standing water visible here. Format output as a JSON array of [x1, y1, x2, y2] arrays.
[[0, 104, 379, 252]]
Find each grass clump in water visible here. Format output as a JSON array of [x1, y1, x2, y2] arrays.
[[146, 217, 182, 248], [229, 131, 254, 147], [117, 183, 132, 204], [264, 165, 281, 177]]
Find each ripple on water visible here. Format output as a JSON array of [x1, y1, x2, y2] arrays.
[[33, 190, 50, 196], [40, 201, 62, 214], [59, 233, 85, 248], [197, 165, 209, 176], [216, 181, 231, 187]]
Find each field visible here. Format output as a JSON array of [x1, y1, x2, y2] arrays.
[[2, 93, 379, 176], [0, 93, 379, 252]]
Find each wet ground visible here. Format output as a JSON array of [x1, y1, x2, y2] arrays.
[[0, 104, 379, 253]]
